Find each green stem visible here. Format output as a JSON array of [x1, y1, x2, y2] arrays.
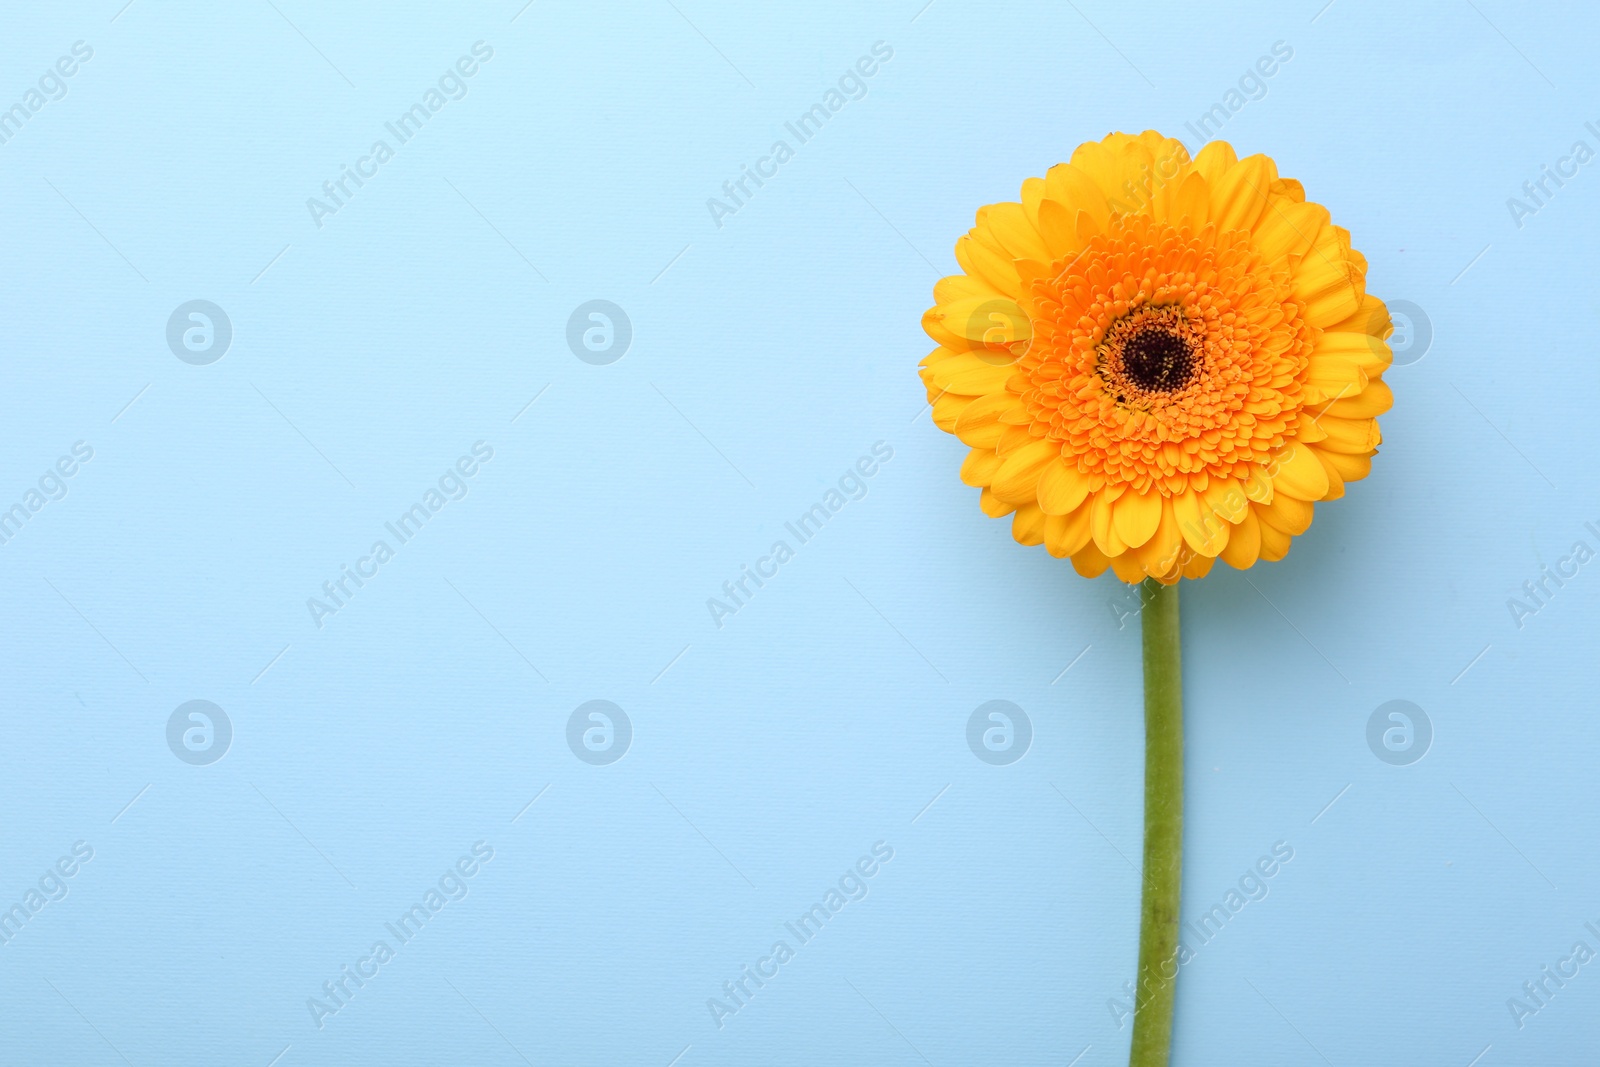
[[1129, 578, 1183, 1067]]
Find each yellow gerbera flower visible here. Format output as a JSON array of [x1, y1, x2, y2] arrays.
[[919, 130, 1393, 584]]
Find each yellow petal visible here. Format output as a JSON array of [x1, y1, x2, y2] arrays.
[[1218, 509, 1261, 570], [954, 233, 1020, 293], [1113, 490, 1162, 548], [977, 202, 1050, 262], [933, 273, 1003, 307], [1315, 329, 1391, 374], [930, 391, 971, 432], [1019, 177, 1046, 227], [1190, 140, 1238, 185], [996, 425, 1035, 453], [1271, 444, 1331, 500], [1136, 500, 1187, 579], [1315, 416, 1382, 454], [1253, 200, 1329, 264], [1090, 490, 1128, 555], [1173, 489, 1227, 557], [1319, 448, 1373, 483], [959, 448, 1003, 487], [1257, 518, 1292, 562], [953, 392, 1018, 449], [1325, 292, 1392, 340], [1037, 458, 1091, 515], [1012, 257, 1052, 290], [1109, 554, 1148, 583], [1324, 381, 1393, 420], [1070, 541, 1112, 578], [1240, 466, 1274, 506], [925, 296, 1031, 348], [1292, 411, 1329, 445], [1069, 139, 1129, 204], [991, 439, 1057, 502], [1211, 155, 1275, 233], [919, 349, 1015, 396], [1044, 503, 1093, 558], [1315, 448, 1346, 501], [1305, 353, 1368, 394], [1100, 141, 1156, 214], [979, 487, 1014, 517], [1075, 208, 1105, 245], [1201, 478, 1250, 525], [1274, 176, 1306, 203], [1259, 493, 1314, 535], [1035, 197, 1081, 257], [1293, 249, 1362, 326], [1012, 504, 1046, 546], [1158, 171, 1209, 228], [1043, 163, 1111, 226]]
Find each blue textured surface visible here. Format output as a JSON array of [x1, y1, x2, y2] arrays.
[[1, 2, 1596, 1064]]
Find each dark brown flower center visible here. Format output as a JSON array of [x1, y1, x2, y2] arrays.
[[1120, 327, 1198, 393]]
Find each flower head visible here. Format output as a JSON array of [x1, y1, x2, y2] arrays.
[[920, 131, 1393, 583]]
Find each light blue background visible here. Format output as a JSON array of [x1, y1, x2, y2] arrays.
[[2, 1, 1596, 1064]]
